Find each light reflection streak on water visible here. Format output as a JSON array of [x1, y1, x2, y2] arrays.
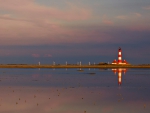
[[112, 68, 127, 86]]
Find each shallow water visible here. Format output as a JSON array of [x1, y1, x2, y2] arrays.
[[0, 68, 149, 113]]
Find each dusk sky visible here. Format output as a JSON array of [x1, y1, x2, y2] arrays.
[[0, 0, 150, 64]]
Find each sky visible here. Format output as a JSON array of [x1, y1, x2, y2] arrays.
[[0, 0, 150, 64]]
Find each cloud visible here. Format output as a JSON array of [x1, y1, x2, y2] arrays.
[[102, 15, 114, 25], [129, 26, 149, 31], [0, 14, 116, 46], [102, 20, 114, 25], [116, 15, 127, 20], [44, 54, 52, 57], [134, 13, 141, 17], [143, 6, 150, 10], [0, 0, 91, 21], [0, 0, 92, 46], [32, 53, 52, 58], [116, 13, 141, 20], [0, 0, 149, 48], [32, 54, 40, 58]]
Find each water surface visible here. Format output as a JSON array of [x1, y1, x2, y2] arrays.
[[0, 68, 149, 113]]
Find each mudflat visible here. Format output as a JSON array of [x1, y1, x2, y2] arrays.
[[0, 64, 150, 68]]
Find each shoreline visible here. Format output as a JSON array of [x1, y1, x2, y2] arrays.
[[0, 64, 150, 68]]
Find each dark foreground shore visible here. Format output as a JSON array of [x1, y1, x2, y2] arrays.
[[0, 64, 150, 68]]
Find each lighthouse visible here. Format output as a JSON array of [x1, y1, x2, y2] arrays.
[[118, 47, 122, 64], [112, 47, 129, 65]]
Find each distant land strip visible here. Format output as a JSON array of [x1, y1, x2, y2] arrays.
[[0, 64, 150, 68]]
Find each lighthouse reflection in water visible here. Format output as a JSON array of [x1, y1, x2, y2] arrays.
[[112, 68, 127, 86]]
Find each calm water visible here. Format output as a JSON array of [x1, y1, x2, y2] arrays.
[[0, 68, 150, 113]]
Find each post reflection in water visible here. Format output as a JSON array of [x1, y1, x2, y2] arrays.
[[112, 68, 127, 86]]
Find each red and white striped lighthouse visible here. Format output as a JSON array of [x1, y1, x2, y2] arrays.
[[112, 47, 129, 65], [118, 47, 122, 64]]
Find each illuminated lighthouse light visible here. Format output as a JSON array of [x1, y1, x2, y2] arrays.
[[118, 57, 122, 60]]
